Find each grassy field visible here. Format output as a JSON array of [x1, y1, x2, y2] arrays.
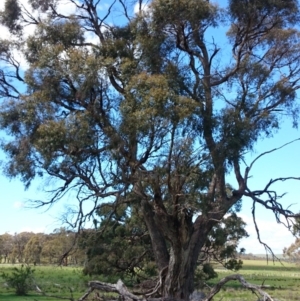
[[0, 260, 299, 300], [208, 260, 300, 300], [0, 265, 111, 301]]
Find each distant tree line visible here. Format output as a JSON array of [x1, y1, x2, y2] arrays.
[[0, 228, 85, 266]]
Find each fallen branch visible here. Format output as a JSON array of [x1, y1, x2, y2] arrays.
[[78, 279, 143, 301], [203, 274, 275, 301], [78, 287, 94, 301], [35, 284, 75, 300], [79, 279, 173, 301], [78, 275, 277, 301]]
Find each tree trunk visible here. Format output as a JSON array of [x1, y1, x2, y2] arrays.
[[141, 200, 170, 271], [163, 246, 194, 301], [161, 214, 223, 301], [140, 187, 236, 300]]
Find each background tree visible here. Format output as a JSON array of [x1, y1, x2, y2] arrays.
[[10, 232, 33, 263], [39, 228, 75, 266], [24, 233, 44, 265], [200, 212, 247, 269], [283, 238, 300, 263], [0, 0, 300, 300], [283, 215, 300, 263], [0, 233, 13, 263]]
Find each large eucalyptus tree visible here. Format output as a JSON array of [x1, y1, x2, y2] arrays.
[[0, 0, 300, 300]]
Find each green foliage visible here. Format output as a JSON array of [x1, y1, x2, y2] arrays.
[[28, 0, 54, 12], [24, 235, 43, 265], [224, 258, 243, 271], [1, 265, 35, 296], [151, 0, 218, 31], [228, 0, 298, 26], [202, 213, 249, 266], [81, 206, 154, 279], [194, 262, 218, 287], [0, 0, 21, 33], [189, 212, 248, 287]]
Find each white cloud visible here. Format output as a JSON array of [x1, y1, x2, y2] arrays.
[[238, 213, 295, 255], [13, 201, 25, 209], [133, 1, 150, 14], [19, 226, 46, 233], [56, 0, 78, 15]]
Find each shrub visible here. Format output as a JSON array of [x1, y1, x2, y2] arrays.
[[1, 264, 35, 295]]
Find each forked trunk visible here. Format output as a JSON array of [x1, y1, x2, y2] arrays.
[[159, 217, 218, 301], [141, 195, 228, 301]]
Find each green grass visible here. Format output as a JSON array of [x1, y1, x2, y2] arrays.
[[206, 259, 300, 300], [0, 265, 97, 301], [1, 260, 300, 300]]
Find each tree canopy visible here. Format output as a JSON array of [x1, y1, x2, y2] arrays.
[[0, 0, 300, 300]]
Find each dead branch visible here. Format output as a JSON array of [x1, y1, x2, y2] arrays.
[[84, 279, 142, 301], [35, 284, 75, 300], [203, 274, 275, 301], [78, 287, 94, 301], [247, 138, 300, 174], [251, 201, 277, 261], [78, 275, 278, 301]]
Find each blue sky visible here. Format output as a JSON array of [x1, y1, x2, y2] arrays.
[[229, 120, 300, 254], [0, 0, 300, 256]]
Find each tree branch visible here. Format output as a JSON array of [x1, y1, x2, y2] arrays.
[[248, 138, 300, 174], [203, 274, 275, 301]]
